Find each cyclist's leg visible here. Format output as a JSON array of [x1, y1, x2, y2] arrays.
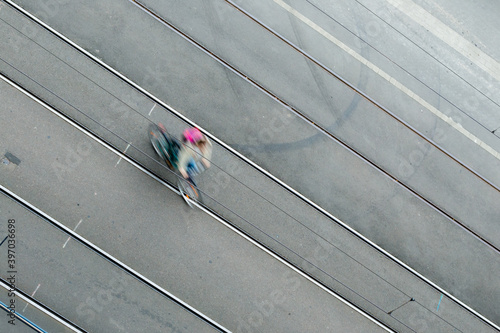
[[186, 161, 198, 185]]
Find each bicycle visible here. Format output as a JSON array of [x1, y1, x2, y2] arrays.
[[177, 161, 204, 208], [148, 123, 203, 207]]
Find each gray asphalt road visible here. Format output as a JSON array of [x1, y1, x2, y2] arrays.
[[0, 76, 390, 332], [0, 193, 221, 333], [1, 0, 499, 331]]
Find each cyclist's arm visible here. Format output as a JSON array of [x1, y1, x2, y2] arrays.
[[200, 138, 213, 168], [201, 159, 210, 168], [179, 167, 189, 179]]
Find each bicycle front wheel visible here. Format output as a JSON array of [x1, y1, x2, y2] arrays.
[[177, 178, 202, 207]]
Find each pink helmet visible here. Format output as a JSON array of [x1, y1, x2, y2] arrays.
[[182, 127, 204, 143]]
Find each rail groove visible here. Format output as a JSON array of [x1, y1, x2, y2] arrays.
[[4, 1, 500, 330]]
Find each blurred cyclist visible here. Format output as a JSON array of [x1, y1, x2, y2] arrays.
[[176, 127, 212, 182]]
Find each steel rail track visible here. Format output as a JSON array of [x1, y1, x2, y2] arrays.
[[0, 79, 230, 333], [0, 73, 397, 332], [0, 64, 465, 332], [0, 187, 230, 333], [3, 1, 499, 330], [0, 278, 87, 333], [127, 0, 500, 255], [222, 0, 500, 193]]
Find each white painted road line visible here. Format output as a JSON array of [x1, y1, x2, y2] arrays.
[[0, 279, 84, 332], [63, 219, 83, 248], [115, 143, 131, 167], [386, 0, 500, 82], [148, 102, 156, 116], [22, 283, 41, 312], [272, 0, 500, 163], [62, 237, 71, 248], [1, 185, 230, 333], [3, 4, 497, 328], [1, 70, 393, 332]]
